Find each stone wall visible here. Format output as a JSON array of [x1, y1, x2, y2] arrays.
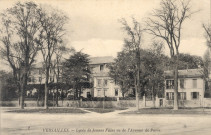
[[59, 100, 137, 108], [163, 99, 211, 108], [1, 98, 211, 108]]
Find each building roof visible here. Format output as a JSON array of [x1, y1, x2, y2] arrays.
[[89, 56, 114, 65], [164, 68, 204, 79]]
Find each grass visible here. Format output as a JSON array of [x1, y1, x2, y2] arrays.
[[85, 107, 127, 113], [6, 108, 88, 114], [121, 108, 211, 115]]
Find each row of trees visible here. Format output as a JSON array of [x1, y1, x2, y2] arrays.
[[109, 0, 210, 110], [109, 44, 204, 107], [0, 2, 69, 109], [1, 0, 210, 111], [0, 50, 91, 107]]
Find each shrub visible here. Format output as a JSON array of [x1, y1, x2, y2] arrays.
[[82, 97, 117, 101], [119, 97, 135, 100]]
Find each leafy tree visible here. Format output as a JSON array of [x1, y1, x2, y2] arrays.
[[120, 18, 142, 110], [176, 53, 203, 69], [110, 39, 203, 107], [141, 42, 165, 107], [109, 44, 166, 106], [62, 52, 91, 99], [0, 70, 18, 100], [52, 46, 74, 106], [109, 50, 136, 97], [164, 53, 203, 70]]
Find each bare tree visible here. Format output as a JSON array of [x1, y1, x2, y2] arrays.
[[36, 6, 68, 109], [120, 18, 142, 110], [203, 24, 211, 49], [203, 24, 211, 97], [146, 0, 193, 110], [0, 2, 41, 109]]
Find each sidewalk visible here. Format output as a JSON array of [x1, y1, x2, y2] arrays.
[[79, 107, 137, 115]]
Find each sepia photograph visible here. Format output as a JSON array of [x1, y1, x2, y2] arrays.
[[0, 0, 211, 134]]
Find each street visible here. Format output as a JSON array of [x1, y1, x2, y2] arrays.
[[1, 107, 211, 135]]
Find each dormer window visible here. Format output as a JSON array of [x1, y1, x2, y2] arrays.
[[100, 65, 104, 71]]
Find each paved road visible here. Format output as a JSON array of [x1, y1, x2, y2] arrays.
[[1, 107, 211, 135]]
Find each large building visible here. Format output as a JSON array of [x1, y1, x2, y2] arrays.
[[89, 56, 121, 97], [164, 68, 205, 106], [26, 56, 122, 98]]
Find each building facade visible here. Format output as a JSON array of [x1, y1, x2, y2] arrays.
[[89, 56, 121, 98], [164, 68, 205, 103], [26, 56, 122, 98]]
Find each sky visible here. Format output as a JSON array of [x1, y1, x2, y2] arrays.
[[0, 0, 210, 71]]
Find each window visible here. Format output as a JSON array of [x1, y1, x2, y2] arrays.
[[97, 79, 102, 87], [115, 80, 117, 85], [103, 80, 108, 86], [39, 77, 42, 82], [104, 89, 108, 96], [166, 92, 174, 100], [180, 79, 185, 89], [193, 79, 197, 88], [32, 77, 35, 83], [178, 92, 186, 100], [191, 92, 199, 99], [97, 89, 101, 97], [50, 77, 54, 82], [166, 80, 174, 89], [28, 77, 31, 82], [115, 89, 118, 96], [100, 65, 104, 71], [87, 92, 91, 98]]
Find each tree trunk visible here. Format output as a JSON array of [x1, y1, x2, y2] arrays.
[[79, 87, 82, 107], [173, 55, 179, 110], [152, 86, 155, 108], [18, 86, 21, 107], [135, 78, 139, 110], [56, 87, 59, 107], [44, 67, 49, 109], [136, 66, 141, 110], [20, 71, 27, 109], [75, 87, 78, 99], [37, 82, 41, 107], [73, 83, 77, 100], [20, 82, 25, 109], [61, 89, 64, 106], [56, 64, 59, 107]]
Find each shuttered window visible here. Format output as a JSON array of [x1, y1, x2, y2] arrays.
[[193, 79, 197, 88], [191, 92, 199, 99], [180, 79, 185, 89], [178, 92, 186, 100], [166, 92, 174, 100]]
